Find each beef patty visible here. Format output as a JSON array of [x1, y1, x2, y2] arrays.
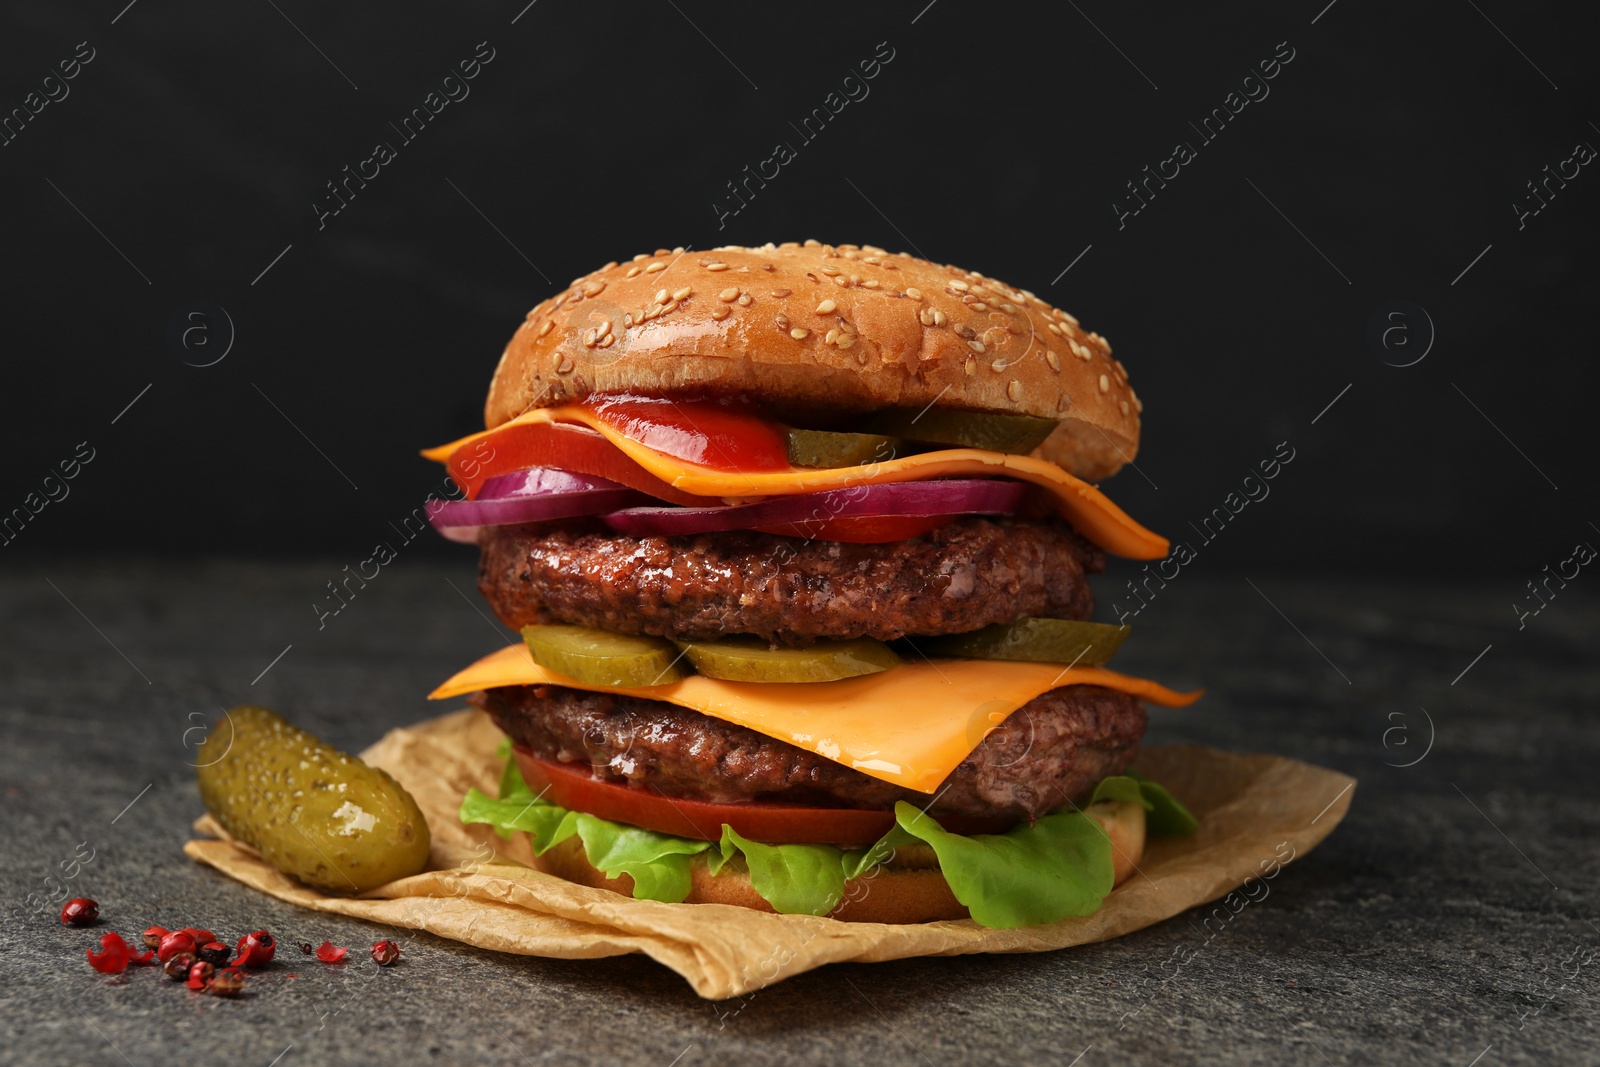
[[478, 516, 1103, 646], [475, 682, 1145, 823]]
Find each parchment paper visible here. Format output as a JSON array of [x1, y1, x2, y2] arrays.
[[184, 708, 1355, 999]]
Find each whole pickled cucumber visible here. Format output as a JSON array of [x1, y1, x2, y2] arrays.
[[676, 636, 901, 682], [195, 706, 430, 892], [522, 624, 688, 686], [853, 407, 1058, 454], [924, 617, 1129, 665]]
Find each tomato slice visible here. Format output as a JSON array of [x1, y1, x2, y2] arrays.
[[448, 421, 703, 505], [750, 515, 954, 544], [513, 747, 1012, 847], [580, 393, 790, 473]]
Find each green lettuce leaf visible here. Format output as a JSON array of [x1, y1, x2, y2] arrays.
[[1128, 772, 1200, 836], [458, 754, 1196, 925], [718, 828, 846, 916], [891, 802, 1113, 928]]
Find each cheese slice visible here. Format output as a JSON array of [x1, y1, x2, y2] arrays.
[[422, 407, 1168, 559], [431, 643, 1201, 794]]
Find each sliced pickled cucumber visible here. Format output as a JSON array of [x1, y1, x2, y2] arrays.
[[855, 407, 1058, 454], [785, 428, 904, 468], [676, 636, 901, 683], [195, 706, 431, 893], [924, 617, 1129, 665], [522, 624, 687, 686]]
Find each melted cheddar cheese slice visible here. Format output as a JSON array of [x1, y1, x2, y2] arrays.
[[422, 407, 1168, 559], [431, 643, 1200, 794]]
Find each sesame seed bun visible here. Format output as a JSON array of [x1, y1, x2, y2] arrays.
[[534, 799, 1146, 925], [485, 242, 1142, 482]]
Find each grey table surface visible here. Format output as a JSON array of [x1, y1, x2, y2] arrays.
[[1, 559, 1595, 1066]]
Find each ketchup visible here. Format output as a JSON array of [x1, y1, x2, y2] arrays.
[[578, 393, 791, 473]]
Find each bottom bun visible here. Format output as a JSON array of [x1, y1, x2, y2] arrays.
[[535, 799, 1146, 924]]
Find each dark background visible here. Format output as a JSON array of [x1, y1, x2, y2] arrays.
[[3, 0, 1595, 574]]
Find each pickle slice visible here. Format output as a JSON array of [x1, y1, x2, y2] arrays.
[[785, 428, 904, 468], [854, 407, 1058, 454], [521, 625, 688, 686], [676, 636, 901, 683], [924, 618, 1129, 666]]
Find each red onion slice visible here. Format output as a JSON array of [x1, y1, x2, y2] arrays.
[[599, 479, 1026, 538], [428, 483, 643, 542], [478, 467, 627, 500]]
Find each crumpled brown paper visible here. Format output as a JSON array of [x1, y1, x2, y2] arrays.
[[184, 708, 1355, 999]]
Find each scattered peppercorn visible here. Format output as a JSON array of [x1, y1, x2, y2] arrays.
[[126, 946, 156, 966], [234, 930, 275, 968], [196, 941, 230, 966], [207, 968, 246, 997], [60, 898, 99, 926], [180, 927, 216, 945], [86, 932, 131, 974], [164, 952, 197, 980], [370, 940, 401, 966], [185, 961, 216, 989], [314, 941, 348, 963], [142, 926, 168, 950], [157, 931, 197, 963], [299, 942, 314, 955]]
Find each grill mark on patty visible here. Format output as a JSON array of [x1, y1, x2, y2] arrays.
[[478, 516, 1103, 646], [475, 682, 1145, 823]]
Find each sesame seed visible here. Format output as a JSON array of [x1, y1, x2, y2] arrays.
[[1007, 380, 1023, 402], [775, 313, 791, 329], [1098, 374, 1110, 393], [600, 334, 616, 348], [632, 253, 648, 262], [1047, 323, 1062, 335], [836, 332, 856, 349], [832, 276, 850, 287], [626, 266, 642, 278], [855, 349, 869, 365], [737, 294, 753, 306], [790, 327, 810, 340], [970, 302, 986, 311], [1057, 394, 1072, 412], [905, 287, 923, 300], [654, 289, 669, 304], [1045, 349, 1060, 372], [537, 320, 554, 338], [557, 358, 574, 374], [706, 262, 729, 272], [645, 262, 667, 273], [955, 324, 977, 340], [718, 287, 739, 301], [964, 356, 977, 376], [815, 299, 837, 314], [949, 280, 969, 291], [672, 286, 692, 301], [772, 288, 792, 298], [581, 328, 596, 348], [662, 300, 677, 314], [645, 303, 663, 320], [918, 308, 935, 327], [821, 267, 841, 276], [968, 340, 986, 354], [711, 307, 731, 321], [1119, 399, 1130, 415], [990, 359, 1007, 372], [862, 279, 880, 289], [623, 313, 633, 326]]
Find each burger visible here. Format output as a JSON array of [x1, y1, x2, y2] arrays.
[[425, 241, 1200, 929]]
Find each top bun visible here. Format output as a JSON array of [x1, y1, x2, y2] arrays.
[[485, 241, 1142, 481]]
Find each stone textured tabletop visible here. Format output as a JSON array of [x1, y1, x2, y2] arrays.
[[1, 560, 1594, 1066]]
